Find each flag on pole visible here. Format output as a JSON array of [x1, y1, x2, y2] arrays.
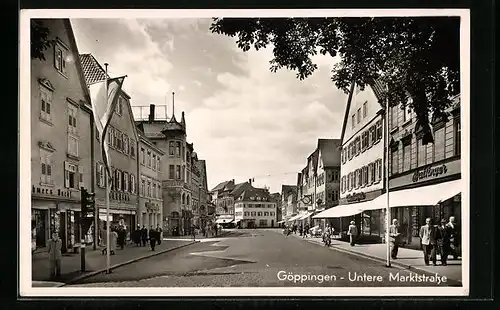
[[89, 76, 126, 180]]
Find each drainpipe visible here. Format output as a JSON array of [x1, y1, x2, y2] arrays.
[[90, 113, 96, 250], [136, 138, 140, 228]]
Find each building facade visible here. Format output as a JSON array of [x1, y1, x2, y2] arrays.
[[339, 82, 387, 240], [80, 54, 140, 235], [280, 185, 297, 221], [135, 104, 208, 236], [234, 187, 278, 228], [138, 130, 164, 230], [31, 19, 93, 253], [387, 95, 461, 250]]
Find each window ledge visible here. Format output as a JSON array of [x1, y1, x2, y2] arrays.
[[57, 70, 69, 80], [390, 127, 399, 134], [402, 119, 412, 128], [39, 117, 54, 127], [373, 139, 381, 145], [67, 154, 80, 161], [39, 182, 54, 187]]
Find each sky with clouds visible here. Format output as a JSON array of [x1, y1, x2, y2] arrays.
[[71, 18, 349, 193]]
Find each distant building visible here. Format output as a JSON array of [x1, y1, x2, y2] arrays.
[[280, 185, 297, 221], [137, 129, 164, 230], [234, 187, 278, 228], [31, 19, 92, 252]]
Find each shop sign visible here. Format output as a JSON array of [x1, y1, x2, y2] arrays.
[[32, 185, 75, 199], [412, 164, 448, 183], [346, 192, 366, 202]]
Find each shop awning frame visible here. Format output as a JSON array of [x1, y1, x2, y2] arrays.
[[313, 179, 462, 219]]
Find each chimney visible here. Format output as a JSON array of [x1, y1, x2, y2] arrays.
[[248, 179, 252, 185], [149, 104, 155, 122]]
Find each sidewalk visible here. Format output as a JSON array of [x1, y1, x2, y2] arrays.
[[287, 232, 462, 284], [32, 239, 197, 286]]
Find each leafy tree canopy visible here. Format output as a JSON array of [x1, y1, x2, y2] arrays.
[[210, 17, 460, 130], [31, 20, 55, 61]]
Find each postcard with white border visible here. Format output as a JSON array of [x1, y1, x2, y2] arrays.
[[19, 8, 470, 297]]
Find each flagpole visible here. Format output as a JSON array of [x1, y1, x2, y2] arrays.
[[385, 85, 391, 268], [105, 63, 111, 274]]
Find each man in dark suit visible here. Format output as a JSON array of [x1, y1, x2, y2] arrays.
[[419, 218, 438, 266], [437, 219, 451, 265], [446, 216, 460, 260], [389, 219, 402, 259]]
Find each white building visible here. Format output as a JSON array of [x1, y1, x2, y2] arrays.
[[337, 81, 387, 241], [234, 187, 277, 228]]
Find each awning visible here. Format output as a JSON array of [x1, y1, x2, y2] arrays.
[[371, 179, 462, 208], [276, 220, 285, 224], [298, 211, 314, 220], [312, 203, 371, 218], [287, 213, 304, 222], [216, 218, 233, 224]]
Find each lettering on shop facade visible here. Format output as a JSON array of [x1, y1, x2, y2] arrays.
[[32, 185, 75, 199], [412, 164, 448, 183], [346, 192, 366, 202]]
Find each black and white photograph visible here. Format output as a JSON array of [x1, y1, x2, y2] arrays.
[[19, 9, 470, 296]]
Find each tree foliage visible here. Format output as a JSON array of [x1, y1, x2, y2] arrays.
[[210, 17, 460, 130], [31, 20, 55, 61]]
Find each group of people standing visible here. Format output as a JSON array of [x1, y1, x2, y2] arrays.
[[389, 216, 461, 266], [132, 225, 163, 251]]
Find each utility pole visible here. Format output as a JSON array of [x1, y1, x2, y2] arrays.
[[80, 187, 95, 272]]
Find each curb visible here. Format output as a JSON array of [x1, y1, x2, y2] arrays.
[[58, 241, 199, 287], [304, 238, 462, 286]]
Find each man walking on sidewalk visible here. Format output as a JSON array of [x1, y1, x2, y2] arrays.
[[437, 219, 450, 266], [389, 219, 402, 259], [48, 232, 62, 280], [348, 221, 358, 246], [420, 218, 438, 266], [149, 226, 157, 251]]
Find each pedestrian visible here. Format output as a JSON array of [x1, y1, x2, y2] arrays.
[[156, 225, 163, 245], [389, 219, 402, 259], [141, 225, 148, 247], [446, 216, 460, 260], [149, 226, 157, 251], [47, 232, 62, 280], [117, 225, 125, 250], [134, 225, 141, 246], [110, 229, 117, 255], [323, 224, 332, 246], [437, 219, 450, 266], [348, 221, 358, 246], [419, 217, 438, 266], [303, 224, 309, 238]]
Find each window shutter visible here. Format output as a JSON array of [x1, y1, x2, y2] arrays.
[[64, 162, 70, 188], [121, 171, 125, 191], [78, 165, 84, 188]]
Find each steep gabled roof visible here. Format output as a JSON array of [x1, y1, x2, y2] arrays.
[[230, 182, 252, 197], [317, 139, 341, 167], [239, 187, 271, 202], [211, 179, 235, 192], [340, 80, 387, 143]]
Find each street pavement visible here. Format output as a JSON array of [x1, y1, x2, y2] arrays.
[[66, 229, 461, 287], [32, 239, 195, 285]]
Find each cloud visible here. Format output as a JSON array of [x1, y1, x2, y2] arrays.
[[70, 18, 348, 193]]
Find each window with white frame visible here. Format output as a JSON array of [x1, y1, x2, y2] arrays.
[[116, 170, 122, 191], [391, 105, 398, 129], [54, 43, 67, 75], [374, 160, 381, 183], [115, 97, 124, 115], [147, 180, 151, 197], [140, 148, 145, 165], [169, 141, 175, 155], [157, 182, 161, 197], [141, 177, 146, 196], [176, 165, 181, 179], [351, 115, 355, 129], [67, 104, 78, 135], [64, 161, 78, 189], [357, 108, 361, 124], [130, 138, 136, 158], [402, 105, 412, 123], [402, 141, 411, 171], [130, 174, 136, 193], [123, 133, 128, 154], [147, 151, 152, 167], [363, 101, 367, 118], [152, 183, 156, 198], [123, 172, 129, 192], [176, 142, 181, 157], [434, 127, 445, 162], [152, 154, 156, 170], [96, 162, 105, 188], [78, 166, 84, 188], [376, 120, 382, 141], [391, 147, 399, 176], [108, 127, 114, 147], [157, 157, 160, 171], [40, 149, 53, 185], [68, 135, 78, 157], [39, 86, 53, 123]]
